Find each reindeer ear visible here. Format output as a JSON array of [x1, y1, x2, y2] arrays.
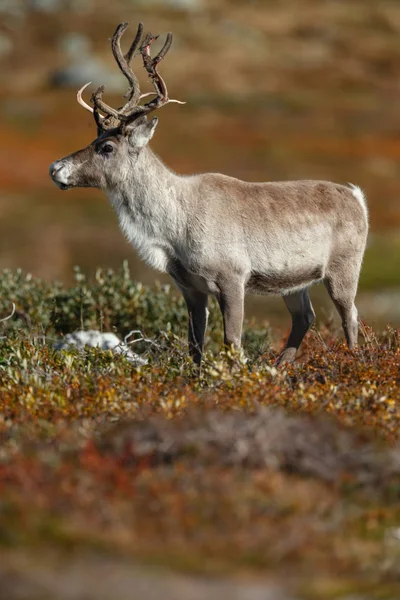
[[128, 117, 158, 148]]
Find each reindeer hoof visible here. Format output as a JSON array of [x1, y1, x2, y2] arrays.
[[275, 347, 297, 367]]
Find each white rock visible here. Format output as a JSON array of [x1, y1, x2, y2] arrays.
[[55, 330, 147, 366]]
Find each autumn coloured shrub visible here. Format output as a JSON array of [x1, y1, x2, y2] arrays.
[[0, 263, 270, 352], [0, 267, 399, 599]]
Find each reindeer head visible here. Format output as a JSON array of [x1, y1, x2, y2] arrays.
[[49, 22, 184, 191]]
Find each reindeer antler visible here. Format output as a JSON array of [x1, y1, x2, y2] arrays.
[[76, 22, 184, 132], [124, 31, 185, 122], [111, 21, 143, 108]]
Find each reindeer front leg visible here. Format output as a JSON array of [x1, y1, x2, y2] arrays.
[[216, 279, 245, 350], [180, 287, 209, 366]]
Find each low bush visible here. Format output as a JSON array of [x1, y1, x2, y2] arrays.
[[0, 263, 270, 355], [0, 266, 399, 598]]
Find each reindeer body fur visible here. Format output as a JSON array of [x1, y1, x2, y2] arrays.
[[105, 146, 367, 299]]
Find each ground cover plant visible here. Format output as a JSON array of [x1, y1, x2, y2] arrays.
[[0, 266, 400, 599]]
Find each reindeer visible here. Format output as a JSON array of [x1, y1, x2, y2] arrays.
[[49, 22, 368, 366]]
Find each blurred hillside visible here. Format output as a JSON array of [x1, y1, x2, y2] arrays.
[[1, 0, 400, 323]]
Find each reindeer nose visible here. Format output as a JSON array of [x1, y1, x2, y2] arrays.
[[49, 161, 61, 178]]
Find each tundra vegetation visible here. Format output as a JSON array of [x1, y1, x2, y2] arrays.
[[0, 265, 400, 599]]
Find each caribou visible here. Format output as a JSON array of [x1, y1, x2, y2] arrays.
[[49, 22, 368, 366]]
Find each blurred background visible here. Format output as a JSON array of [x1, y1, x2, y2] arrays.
[[0, 0, 400, 326]]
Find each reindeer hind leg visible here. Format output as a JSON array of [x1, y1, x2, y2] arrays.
[[324, 269, 359, 349], [276, 288, 315, 365]]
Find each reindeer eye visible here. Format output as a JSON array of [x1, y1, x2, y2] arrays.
[[102, 143, 114, 154]]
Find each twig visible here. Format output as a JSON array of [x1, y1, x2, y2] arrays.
[[124, 329, 161, 350], [0, 303, 16, 324]]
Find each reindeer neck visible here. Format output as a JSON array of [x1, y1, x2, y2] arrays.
[[109, 147, 182, 211], [106, 146, 189, 272]]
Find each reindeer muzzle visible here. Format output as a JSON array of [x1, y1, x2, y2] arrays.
[[49, 160, 73, 190]]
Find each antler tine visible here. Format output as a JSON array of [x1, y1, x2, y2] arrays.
[[78, 82, 109, 132], [77, 82, 95, 114], [140, 32, 170, 104], [112, 21, 143, 105], [153, 32, 173, 66], [91, 85, 121, 120], [124, 21, 144, 64], [93, 105, 105, 131]]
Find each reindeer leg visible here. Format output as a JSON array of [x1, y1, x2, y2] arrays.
[[216, 280, 245, 350], [277, 288, 315, 365], [324, 270, 359, 349], [180, 287, 208, 366]]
